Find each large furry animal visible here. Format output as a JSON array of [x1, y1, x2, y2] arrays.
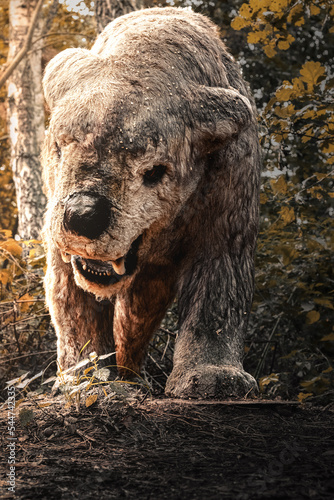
[[42, 7, 261, 398]]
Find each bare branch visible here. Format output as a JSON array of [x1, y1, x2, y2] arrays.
[[0, 0, 45, 90]]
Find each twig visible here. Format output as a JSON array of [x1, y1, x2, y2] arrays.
[[12, 301, 22, 356], [161, 334, 171, 361], [159, 327, 177, 337], [147, 353, 169, 379], [0, 0, 45, 90], [0, 350, 56, 365], [254, 313, 283, 379]]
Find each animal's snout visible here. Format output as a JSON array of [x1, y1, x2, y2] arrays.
[[63, 192, 111, 239]]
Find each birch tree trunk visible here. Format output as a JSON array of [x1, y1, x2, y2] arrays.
[[94, 0, 147, 33], [7, 0, 46, 240]]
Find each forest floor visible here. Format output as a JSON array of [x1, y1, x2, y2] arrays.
[[1, 388, 334, 500]]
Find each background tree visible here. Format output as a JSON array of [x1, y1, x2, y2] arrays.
[[0, 0, 95, 236], [5, 0, 47, 239], [231, 0, 333, 398], [94, 0, 146, 32]]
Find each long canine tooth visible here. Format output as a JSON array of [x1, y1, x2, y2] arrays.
[[82, 263, 87, 271], [61, 251, 71, 263], [111, 257, 126, 276]]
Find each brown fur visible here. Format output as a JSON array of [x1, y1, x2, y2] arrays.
[[42, 7, 261, 398]]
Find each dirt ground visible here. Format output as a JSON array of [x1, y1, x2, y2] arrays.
[[1, 390, 334, 500]]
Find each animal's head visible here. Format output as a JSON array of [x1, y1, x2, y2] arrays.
[[42, 36, 253, 298]]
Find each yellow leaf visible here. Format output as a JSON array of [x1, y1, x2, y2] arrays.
[[0, 229, 12, 239], [272, 132, 287, 142], [0, 269, 11, 286], [270, 0, 289, 13], [270, 176, 287, 195], [287, 3, 304, 23], [239, 4, 253, 18], [277, 40, 291, 50], [310, 5, 320, 16], [281, 349, 298, 359], [19, 293, 34, 314], [306, 310, 320, 324], [264, 44, 277, 58], [297, 392, 313, 402], [275, 82, 294, 101], [279, 206, 295, 225], [314, 298, 333, 310], [275, 104, 295, 118], [277, 245, 298, 265], [315, 108, 327, 117], [247, 31, 263, 44], [302, 133, 312, 143], [259, 373, 279, 391], [321, 333, 334, 341], [295, 16, 305, 26], [0, 239, 22, 258], [306, 236, 324, 251], [300, 61, 326, 91], [300, 376, 320, 388], [322, 367, 333, 374], [302, 109, 317, 120], [292, 77, 306, 96], [286, 34, 296, 44], [84, 366, 95, 376], [231, 17, 250, 30], [260, 193, 268, 204], [322, 143, 334, 154], [85, 394, 98, 407], [300, 376, 329, 393]]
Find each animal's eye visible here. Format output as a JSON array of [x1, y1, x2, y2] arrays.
[[143, 165, 166, 186], [55, 142, 61, 159]]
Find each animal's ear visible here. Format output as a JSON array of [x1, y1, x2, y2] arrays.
[[190, 86, 255, 152], [43, 49, 101, 110]]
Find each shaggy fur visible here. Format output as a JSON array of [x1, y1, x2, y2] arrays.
[[42, 7, 261, 398]]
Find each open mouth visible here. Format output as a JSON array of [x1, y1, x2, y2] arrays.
[[62, 235, 142, 286]]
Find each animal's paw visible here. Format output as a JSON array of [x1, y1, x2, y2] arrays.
[[165, 364, 258, 399]]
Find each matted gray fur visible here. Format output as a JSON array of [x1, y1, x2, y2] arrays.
[[42, 7, 261, 398]]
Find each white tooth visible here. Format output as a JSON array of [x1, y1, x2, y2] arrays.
[[82, 263, 87, 271], [61, 251, 71, 263], [111, 257, 126, 276]]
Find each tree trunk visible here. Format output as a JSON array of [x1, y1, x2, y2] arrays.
[[94, 0, 147, 33], [7, 0, 46, 240]]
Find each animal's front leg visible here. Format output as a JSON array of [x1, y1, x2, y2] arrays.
[[165, 255, 258, 399], [113, 265, 177, 378], [45, 247, 115, 370]]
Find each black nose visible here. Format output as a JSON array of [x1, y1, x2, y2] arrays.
[[63, 193, 111, 239]]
